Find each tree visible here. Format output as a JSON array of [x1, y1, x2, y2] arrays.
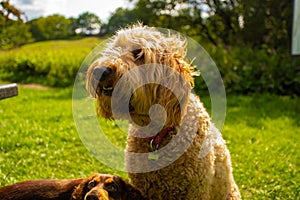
[[68, 17, 78, 36], [240, 0, 293, 50], [106, 8, 139, 33], [75, 12, 101, 35], [0, 0, 32, 49], [0, 0, 23, 22], [125, 0, 293, 49], [0, 21, 32, 48], [29, 14, 72, 41]]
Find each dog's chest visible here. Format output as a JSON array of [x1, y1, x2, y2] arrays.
[[127, 148, 214, 200]]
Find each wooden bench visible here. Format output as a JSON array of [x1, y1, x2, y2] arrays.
[[0, 83, 18, 100]]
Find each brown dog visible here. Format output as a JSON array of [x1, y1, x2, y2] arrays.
[[0, 178, 84, 200], [72, 173, 145, 200], [0, 173, 144, 200]]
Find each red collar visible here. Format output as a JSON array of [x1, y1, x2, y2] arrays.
[[145, 127, 174, 150]]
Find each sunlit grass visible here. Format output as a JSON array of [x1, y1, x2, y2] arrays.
[[0, 86, 127, 186], [224, 94, 300, 199]]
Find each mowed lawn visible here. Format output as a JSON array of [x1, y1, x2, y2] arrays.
[[0, 86, 299, 200]]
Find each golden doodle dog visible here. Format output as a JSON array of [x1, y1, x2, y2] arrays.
[[86, 24, 241, 200], [0, 173, 144, 200]]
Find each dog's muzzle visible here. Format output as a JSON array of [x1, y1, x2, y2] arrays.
[[91, 66, 114, 96], [85, 190, 109, 200]]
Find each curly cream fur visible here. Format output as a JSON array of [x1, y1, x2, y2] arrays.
[[86, 24, 241, 200]]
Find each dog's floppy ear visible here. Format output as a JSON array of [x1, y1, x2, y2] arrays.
[[123, 182, 145, 200], [71, 174, 97, 200], [113, 176, 145, 200], [155, 55, 194, 127]]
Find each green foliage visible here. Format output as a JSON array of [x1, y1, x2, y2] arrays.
[[106, 8, 139, 33], [0, 37, 299, 95], [240, 0, 292, 50], [29, 14, 73, 41], [195, 44, 300, 95], [0, 87, 299, 199], [0, 37, 102, 87], [122, 0, 293, 49], [0, 20, 33, 49], [0, 2, 32, 50]]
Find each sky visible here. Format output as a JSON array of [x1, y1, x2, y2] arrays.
[[10, 0, 130, 22]]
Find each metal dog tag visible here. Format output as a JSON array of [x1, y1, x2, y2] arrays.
[[148, 152, 159, 160]]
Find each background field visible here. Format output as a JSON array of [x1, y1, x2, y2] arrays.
[[0, 38, 299, 200], [0, 37, 102, 87], [1, 37, 299, 95]]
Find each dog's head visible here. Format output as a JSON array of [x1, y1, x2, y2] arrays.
[[86, 24, 195, 128], [72, 173, 144, 200]]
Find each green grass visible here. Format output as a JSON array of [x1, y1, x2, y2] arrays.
[[0, 86, 127, 185], [224, 95, 300, 199], [0, 87, 299, 199]]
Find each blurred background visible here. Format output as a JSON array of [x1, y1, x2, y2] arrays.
[[0, 0, 299, 95]]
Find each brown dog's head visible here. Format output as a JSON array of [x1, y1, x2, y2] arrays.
[[72, 173, 144, 200], [86, 24, 195, 129]]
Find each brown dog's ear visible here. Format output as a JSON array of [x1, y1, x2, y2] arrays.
[[113, 176, 145, 200], [71, 174, 98, 200], [123, 181, 145, 200]]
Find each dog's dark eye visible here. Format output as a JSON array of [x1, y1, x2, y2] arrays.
[[132, 49, 143, 60], [87, 180, 97, 189], [105, 183, 118, 192]]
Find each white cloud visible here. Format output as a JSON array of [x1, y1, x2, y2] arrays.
[[44, 0, 67, 16], [11, 0, 46, 20], [10, 0, 128, 22], [60, 0, 128, 22]]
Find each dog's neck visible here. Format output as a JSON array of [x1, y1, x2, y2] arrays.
[[130, 93, 207, 150]]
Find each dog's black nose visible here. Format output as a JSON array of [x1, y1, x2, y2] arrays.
[[86, 193, 99, 200], [92, 66, 112, 82]]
